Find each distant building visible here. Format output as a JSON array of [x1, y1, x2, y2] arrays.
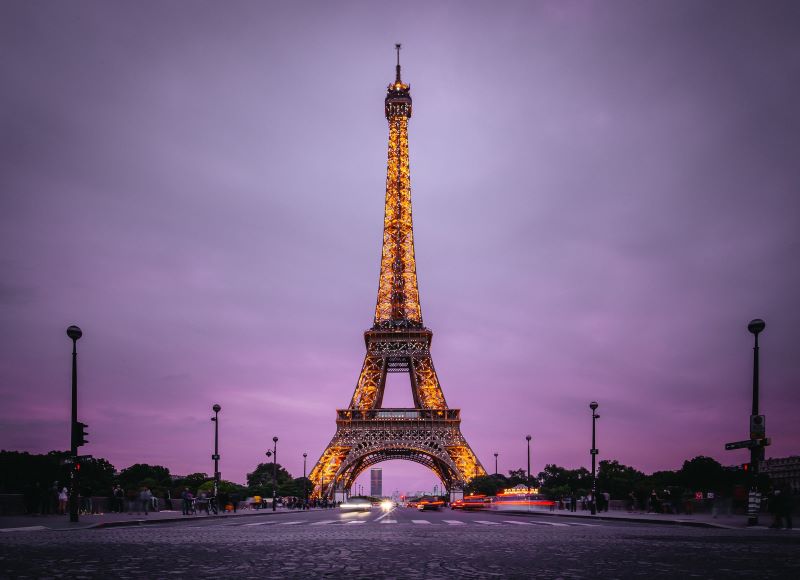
[[370, 468, 383, 497], [761, 455, 800, 495]]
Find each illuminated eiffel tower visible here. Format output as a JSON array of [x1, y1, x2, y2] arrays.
[[310, 46, 485, 500]]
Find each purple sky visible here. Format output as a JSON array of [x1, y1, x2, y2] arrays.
[[1, 1, 799, 495]]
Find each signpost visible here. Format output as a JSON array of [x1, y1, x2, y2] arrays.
[[724, 438, 771, 451]]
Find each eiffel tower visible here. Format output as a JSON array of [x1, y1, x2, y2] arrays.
[[309, 45, 486, 500]]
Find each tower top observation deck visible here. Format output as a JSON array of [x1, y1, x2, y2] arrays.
[[385, 43, 412, 119]]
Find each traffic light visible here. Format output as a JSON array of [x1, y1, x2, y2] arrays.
[[742, 463, 750, 472], [72, 421, 89, 448]]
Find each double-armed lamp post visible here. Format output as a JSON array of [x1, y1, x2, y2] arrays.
[[66, 325, 84, 523], [525, 435, 532, 494], [302, 452, 308, 508], [211, 404, 221, 500], [747, 319, 766, 526], [271, 436, 278, 511], [590, 401, 600, 515]]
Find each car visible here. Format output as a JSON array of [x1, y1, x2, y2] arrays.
[[416, 497, 444, 511], [339, 498, 372, 511], [452, 494, 489, 510]]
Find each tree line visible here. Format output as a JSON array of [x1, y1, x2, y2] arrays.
[[466, 456, 754, 500], [1, 450, 754, 506], [0, 450, 311, 506]]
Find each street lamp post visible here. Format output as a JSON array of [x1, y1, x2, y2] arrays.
[[590, 401, 599, 515], [211, 404, 221, 505], [494, 452, 498, 476], [525, 435, 532, 495], [302, 452, 308, 509], [271, 436, 278, 511], [66, 325, 83, 523], [747, 318, 766, 526]]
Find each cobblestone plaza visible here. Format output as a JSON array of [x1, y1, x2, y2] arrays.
[[1, 507, 798, 578]]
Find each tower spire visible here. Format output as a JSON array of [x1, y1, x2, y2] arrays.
[[395, 43, 402, 83], [378, 45, 417, 327]]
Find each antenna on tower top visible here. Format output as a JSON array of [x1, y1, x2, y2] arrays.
[[395, 43, 402, 83]]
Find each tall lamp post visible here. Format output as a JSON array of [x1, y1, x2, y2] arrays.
[[271, 436, 278, 511], [525, 435, 532, 495], [590, 401, 599, 515], [67, 325, 83, 523], [747, 318, 766, 526], [302, 452, 308, 509], [211, 404, 221, 502], [494, 452, 499, 476]]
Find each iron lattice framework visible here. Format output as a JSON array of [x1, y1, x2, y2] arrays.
[[309, 46, 485, 499]]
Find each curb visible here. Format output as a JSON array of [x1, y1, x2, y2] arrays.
[[496, 510, 736, 529], [74, 509, 315, 530]]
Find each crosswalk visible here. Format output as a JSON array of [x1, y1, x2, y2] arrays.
[[230, 518, 599, 528]]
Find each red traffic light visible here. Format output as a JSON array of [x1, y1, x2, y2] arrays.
[[742, 463, 750, 472]]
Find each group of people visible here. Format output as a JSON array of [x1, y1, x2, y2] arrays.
[[109, 485, 164, 514], [23, 481, 88, 515], [179, 488, 243, 515]]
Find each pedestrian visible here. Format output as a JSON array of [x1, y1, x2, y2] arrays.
[[779, 487, 793, 530], [181, 488, 193, 516], [126, 487, 137, 514], [769, 488, 783, 529], [662, 489, 673, 514], [81, 484, 93, 515], [139, 487, 152, 515], [58, 487, 68, 515], [164, 489, 173, 511], [649, 489, 661, 513], [628, 491, 637, 512], [48, 481, 60, 515], [230, 491, 240, 513], [602, 491, 611, 512], [112, 485, 125, 513], [219, 491, 230, 513]]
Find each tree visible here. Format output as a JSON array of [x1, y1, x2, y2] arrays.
[[246, 462, 293, 496], [597, 460, 645, 499], [173, 473, 210, 493], [537, 464, 591, 498], [0, 451, 70, 494], [197, 479, 247, 495], [279, 477, 313, 498], [507, 468, 539, 490], [118, 464, 171, 491], [76, 457, 117, 497], [465, 474, 507, 496], [679, 456, 727, 492]]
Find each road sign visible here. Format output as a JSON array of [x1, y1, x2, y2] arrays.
[[725, 438, 771, 450], [211, 454, 220, 460], [725, 440, 754, 450]]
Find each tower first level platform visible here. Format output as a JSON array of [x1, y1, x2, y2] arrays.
[[312, 408, 482, 500]]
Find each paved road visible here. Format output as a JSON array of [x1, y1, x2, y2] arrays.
[[1, 507, 798, 578]]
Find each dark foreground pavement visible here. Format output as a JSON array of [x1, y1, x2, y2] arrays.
[[1, 507, 798, 579]]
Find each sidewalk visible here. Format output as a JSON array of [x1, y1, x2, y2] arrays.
[[497, 507, 783, 529], [0, 507, 315, 532]]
